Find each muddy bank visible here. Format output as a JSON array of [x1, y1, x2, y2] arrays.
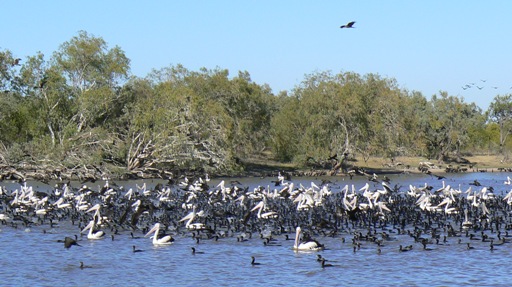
[[1, 158, 505, 183]]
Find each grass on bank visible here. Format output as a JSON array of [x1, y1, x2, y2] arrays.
[[243, 154, 512, 175]]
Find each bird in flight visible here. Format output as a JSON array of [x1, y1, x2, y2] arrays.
[[340, 21, 356, 28]]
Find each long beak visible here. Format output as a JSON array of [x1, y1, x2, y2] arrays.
[[86, 204, 100, 213], [81, 221, 93, 233], [179, 212, 194, 222], [145, 224, 158, 237], [251, 201, 264, 212]]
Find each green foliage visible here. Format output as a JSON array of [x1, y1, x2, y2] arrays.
[[488, 94, 512, 154], [0, 31, 508, 176]]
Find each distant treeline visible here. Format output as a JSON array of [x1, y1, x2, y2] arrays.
[[1, 31, 511, 179]]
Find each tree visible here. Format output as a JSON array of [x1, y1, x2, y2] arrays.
[[488, 94, 512, 156], [422, 92, 482, 162], [53, 30, 130, 132], [18, 52, 72, 147], [270, 92, 301, 162]]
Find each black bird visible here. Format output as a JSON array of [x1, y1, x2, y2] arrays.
[[340, 21, 356, 28], [130, 232, 142, 239], [421, 240, 433, 251], [59, 236, 81, 249], [469, 180, 481, 186], [38, 75, 48, 89], [320, 258, 334, 268], [80, 262, 92, 269], [399, 245, 413, 252], [132, 245, 143, 253], [191, 247, 204, 255], [251, 256, 261, 266], [427, 171, 445, 180]]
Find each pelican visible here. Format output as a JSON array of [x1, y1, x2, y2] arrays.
[[81, 220, 105, 240], [86, 204, 106, 225], [145, 223, 174, 245], [251, 200, 278, 219], [179, 206, 206, 230], [462, 209, 472, 230], [293, 227, 324, 251]]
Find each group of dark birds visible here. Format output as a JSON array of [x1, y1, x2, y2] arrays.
[[2, 168, 512, 270]]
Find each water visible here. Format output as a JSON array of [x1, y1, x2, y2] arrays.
[[1, 172, 512, 286]]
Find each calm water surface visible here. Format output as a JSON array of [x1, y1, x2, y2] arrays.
[[1, 172, 512, 286]]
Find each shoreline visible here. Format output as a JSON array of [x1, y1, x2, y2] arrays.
[[2, 154, 512, 182]]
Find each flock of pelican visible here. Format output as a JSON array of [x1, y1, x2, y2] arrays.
[[2, 171, 512, 261]]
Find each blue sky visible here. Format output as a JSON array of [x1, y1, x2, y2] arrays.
[[2, 1, 511, 110]]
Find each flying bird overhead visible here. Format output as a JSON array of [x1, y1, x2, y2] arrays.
[[340, 21, 356, 28]]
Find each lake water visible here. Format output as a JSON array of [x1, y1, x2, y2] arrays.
[[1, 171, 512, 286]]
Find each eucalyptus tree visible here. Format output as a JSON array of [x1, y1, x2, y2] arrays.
[[487, 94, 512, 155], [229, 71, 277, 157], [0, 50, 24, 149], [122, 65, 235, 173], [18, 52, 72, 147], [363, 75, 412, 162], [401, 91, 430, 155], [0, 50, 49, 163], [38, 31, 132, 168], [280, 71, 409, 167], [270, 91, 301, 162], [53, 30, 130, 132], [0, 49, 21, 91], [181, 67, 276, 164], [278, 71, 367, 167], [422, 92, 483, 162]]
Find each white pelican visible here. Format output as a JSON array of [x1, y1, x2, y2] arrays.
[[179, 206, 207, 230], [81, 220, 105, 240], [462, 209, 472, 229], [145, 223, 174, 245], [504, 189, 512, 205], [292, 227, 324, 251], [54, 197, 72, 209], [251, 200, 278, 219], [0, 213, 11, 222]]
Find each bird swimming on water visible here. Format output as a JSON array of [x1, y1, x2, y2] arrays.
[[191, 247, 204, 255], [320, 258, 334, 268], [251, 256, 261, 265]]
